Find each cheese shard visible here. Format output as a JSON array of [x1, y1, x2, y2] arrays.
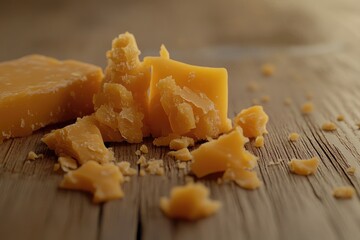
[[160, 183, 221, 220], [103, 32, 150, 137], [60, 161, 124, 203], [42, 117, 114, 165], [144, 55, 231, 139], [333, 186, 355, 199], [288, 157, 320, 176], [169, 137, 195, 150], [222, 168, 261, 190], [233, 106, 269, 138], [168, 148, 193, 161], [191, 127, 257, 178], [0, 55, 103, 143]]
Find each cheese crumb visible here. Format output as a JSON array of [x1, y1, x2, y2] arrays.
[[261, 95, 270, 103], [136, 155, 147, 167], [333, 186, 355, 199], [346, 166, 356, 175], [337, 115, 345, 121], [261, 63, 275, 77], [117, 161, 137, 176], [146, 159, 165, 176], [301, 102, 314, 114], [288, 157, 320, 176], [140, 144, 148, 154], [321, 122, 337, 131], [288, 132, 300, 142], [160, 183, 221, 220], [60, 161, 124, 203], [168, 148, 193, 161], [247, 81, 260, 92], [135, 150, 142, 156], [27, 151, 44, 161], [58, 156, 78, 172], [254, 136, 264, 148], [222, 168, 261, 190], [169, 137, 195, 150], [284, 97, 292, 106], [233, 106, 269, 138], [177, 161, 187, 169]]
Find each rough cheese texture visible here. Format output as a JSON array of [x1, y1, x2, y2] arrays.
[[233, 106, 269, 138], [144, 55, 231, 140], [0, 55, 103, 143], [333, 186, 355, 199], [169, 136, 195, 150], [288, 157, 320, 176], [191, 127, 258, 178], [42, 117, 114, 165], [60, 161, 124, 203], [160, 183, 221, 220], [222, 168, 261, 190], [168, 148, 193, 161]]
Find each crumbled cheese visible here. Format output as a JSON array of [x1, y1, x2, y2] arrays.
[[146, 159, 165, 176], [288, 132, 300, 142], [140, 144, 148, 154], [233, 106, 269, 138], [261, 63, 275, 77], [27, 151, 44, 161], [135, 150, 142, 156], [137, 155, 147, 167], [333, 186, 355, 199], [346, 166, 356, 175], [169, 136, 195, 150], [261, 95, 270, 103], [117, 161, 137, 176], [337, 115, 345, 121], [254, 136, 264, 148], [288, 157, 320, 176], [168, 148, 193, 161], [58, 156, 78, 172], [160, 183, 221, 220], [321, 122, 337, 131], [301, 102, 314, 114], [177, 161, 187, 169], [222, 168, 261, 190]]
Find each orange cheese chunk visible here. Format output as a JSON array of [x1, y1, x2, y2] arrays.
[[191, 127, 257, 178], [168, 148, 193, 161], [60, 161, 124, 203], [169, 136, 195, 150], [233, 105, 269, 138], [144, 54, 231, 139], [42, 117, 114, 165], [103, 32, 150, 136], [333, 186, 355, 199], [160, 183, 221, 220], [288, 157, 320, 176], [222, 168, 261, 190], [153, 133, 181, 147], [0, 55, 103, 143]]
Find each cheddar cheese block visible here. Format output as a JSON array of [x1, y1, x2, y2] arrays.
[[144, 53, 232, 140], [0, 55, 103, 143]]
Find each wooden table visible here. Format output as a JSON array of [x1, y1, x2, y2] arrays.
[[1, 0, 360, 239]]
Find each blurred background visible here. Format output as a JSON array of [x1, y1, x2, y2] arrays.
[[1, 0, 356, 67]]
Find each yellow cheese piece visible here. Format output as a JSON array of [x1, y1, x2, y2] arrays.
[[191, 127, 257, 178], [333, 186, 355, 199], [144, 55, 231, 139], [103, 32, 150, 136], [160, 183, 221, 220], [0, 55, 103, 143], [288, 157, 320, 176], [168, 148, 193, 161], [60, 161, 124, 203], [153, 133, 181, 147], [222, 168, 261, 190], [169, 136, 195, 150], [42, 116, 114, 165], [233, 105, 269, 138]]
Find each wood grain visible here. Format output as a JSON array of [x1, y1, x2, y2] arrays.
[[1, 0, 360, 239]]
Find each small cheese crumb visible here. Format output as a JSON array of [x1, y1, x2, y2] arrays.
[[140, 144, 148, 154], [288, 157, 320, 176], [284, 97, 292, 106], [301, 102, 314, 114], [27, 151, 44, 161], [139, 169, 146, 176], [261, 95, 270, 103], [58, 156, 78, 172], [322, 122, 337, 131], [233, 106, 269, 138], [168, 148, 193, 161], [337, 115, 345, 121], [288, 132, 300, 142], [254, 136, 264, 148], [261, 63, 275, 77], [146, 159, 165, 176], [346, 166, 356, 175], [160, 183, 221, 220], [222, 168, 261, 190], [169, 137, 195, 150], [117, 161, 137, 176], [135, 150, 142, 156], [177, 161, 187, 169], [333, 186, 355, 199], [137, 155, 147, 167], [247, 81, 260, 92]]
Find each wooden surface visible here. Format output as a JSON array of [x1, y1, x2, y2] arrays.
[[1, 0, 360, 239]]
